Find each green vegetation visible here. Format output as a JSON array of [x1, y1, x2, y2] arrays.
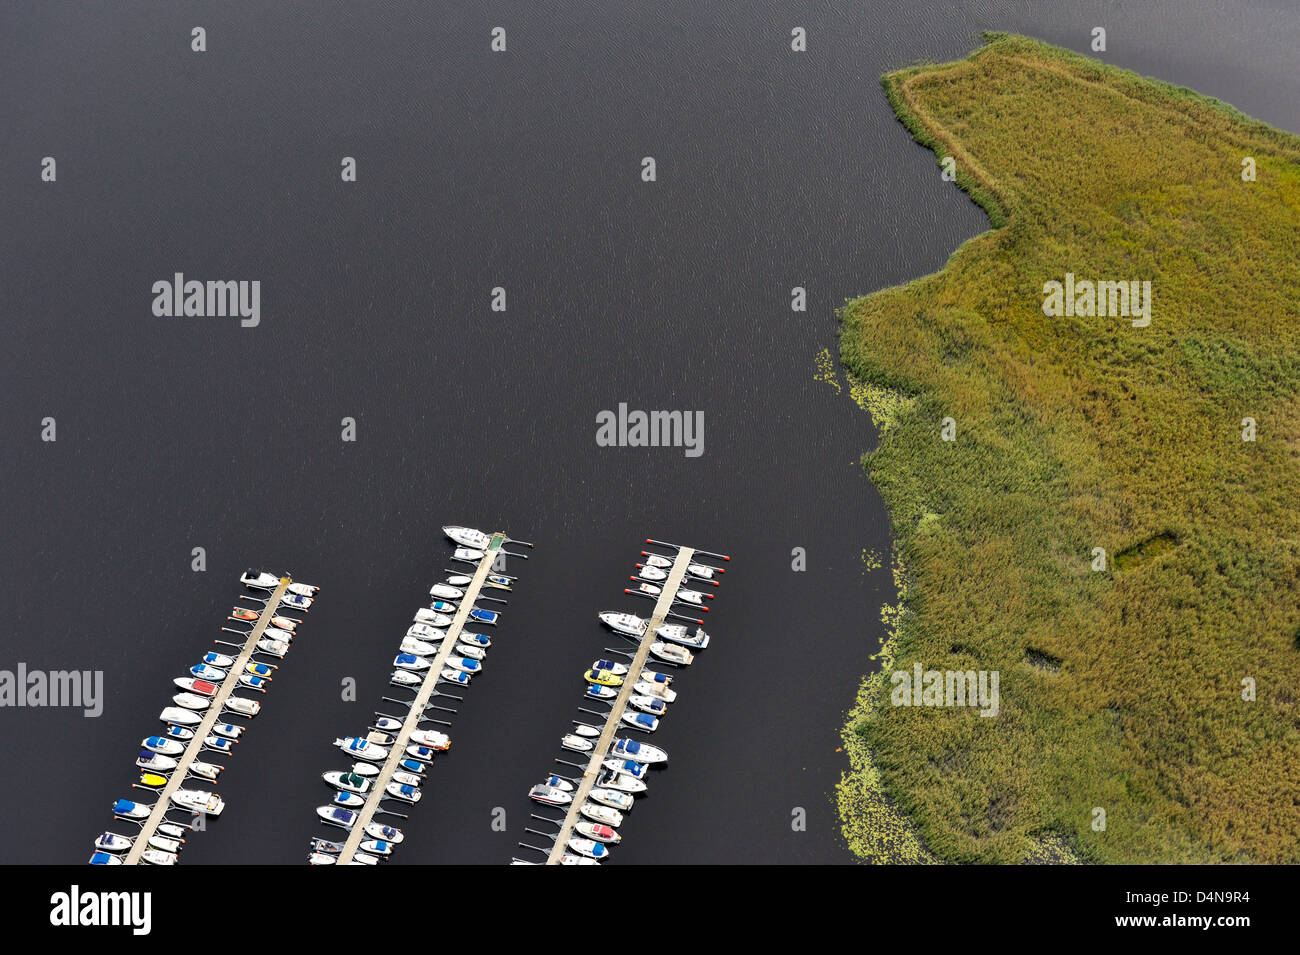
[[837, 34, 1300, 863]]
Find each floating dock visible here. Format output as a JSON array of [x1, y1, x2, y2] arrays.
[[334, 534, 507, 864], [122, 577, 293, 865], [544, 546, 696, 864]]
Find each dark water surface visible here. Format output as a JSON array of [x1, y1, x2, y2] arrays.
[[2, 2, 1297, 864]]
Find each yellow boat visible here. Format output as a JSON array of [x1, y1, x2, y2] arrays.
[[585, 669, 623, 687], [138, 773, 168, 788]]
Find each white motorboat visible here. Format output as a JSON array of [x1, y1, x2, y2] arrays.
[[112, 798, 151, 820], [263, 626, 295, 642], [148, 835, 183, 854], [589, 788, 634, 811], [239, 673, 270, 690], [641, 669, 672, 685], [240, 569, 280, 589], [634, 680, 677, 703], [641, 552, 672, 568], [162, 725, 194, 742], [141, 736, 184, 756], [141, 849, 178, 866], [386, 782, 421, 803], [374, 717, 403, 732], [360, 839, 394, 857], [160, 706, 202, 726], [317, 806, 357, 829], [392, 771, 422, 788], [562, 734, 594, 753], [453, 547, 485, 562], [567, 838, 610, 860], [393, 652, 430, 672], [459, 632, 491, 647], [656, 623, 710, 649], [170, 789, 224, 816], [309, 851, 337, 865], [409, 618, 449, 636], [350, 852, 379, 865], [603, 757, 650, 779], [622, 712, 660, 732], [88, 851, 124, 865], [576, 820, 622, 843], [257, 638, 290, 657], [201, 651, 234, 668], [599, 611, 647, 636], [406, 744, 437, 761], [336, 736, 388, 761], [429, 599, 458, 613], [574, 724, 601, 737], [136, 750, 177, 772], [204, 735, 233, 753], [400, 636, 439, 656], [649, 642, 694, 666], [544, 774, 575, 792], [637, 565, 667, 581], [580, 802, 624, 827], [429, 583, 465, 600], [410, 729, 451, 750], [610, 738, 667, 764], [560, 853, 600, 866], [189, 663, 226, 680], [271, 615, 300, 631], [446, 656, 481, 674], [585, 684, 618, 700], [280, 593, 312, 610], [440, 668, 471, 685], [629, 694, 667, 715], [445, 574, 473, 586], [390, 669, 422, 687], [456, 643, 486, 660], [590, 659, 628, 676], [675, 588, 707, 606], [332, 792, 365, 808], [172, 692, 211, 711], [351, 761, 380, 777], [223, 697, 261, 717], [529, 783, 573, 806], [443, 525, 493, 549], [687, 562, 718, 579], [189, 760, 222, 781], [366, 823, 403, 844], [212, 723, 244, 741], [95, 832, 133, 853], [324, 771, 371, 794], [598, 770, 647, 794]]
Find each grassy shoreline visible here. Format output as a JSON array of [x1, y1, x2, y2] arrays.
[[837, 34, 1300, 863]]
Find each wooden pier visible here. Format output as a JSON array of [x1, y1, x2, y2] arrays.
[[545, 546, 695, 864], [123, 576, 293, 864], [334, 534, 506, 864]]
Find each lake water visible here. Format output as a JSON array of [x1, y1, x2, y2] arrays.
[[2, 1, 1296, 864]]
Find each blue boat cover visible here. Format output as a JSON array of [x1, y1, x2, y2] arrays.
[[621, 740, 641, 754], [89, 851, 113, 864], [113, 799, 135, 813], [396, 653, 417, 664], [331, 808, 353, 821], [636, 714, 655, 726], [400, 785, 415, 796], [138, 749, 154, 760]]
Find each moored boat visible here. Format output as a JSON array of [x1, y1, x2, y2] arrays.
[[579, 803, 624, 827], [160, 706, 202, 726], [649, 642, 694, 666], [567, 838, 609, 860], [599, 612, 647, 637], [529, 783, 573, 806], [171, 789, 224, 816], [656, 623, 710, 649], [223, 697, 261, 717], [610, 738, 667, 764], [443, 525, 492, 549], [141, 736, 184, 756], [576, 821, 621, 844], [429, 583, 465, 600]]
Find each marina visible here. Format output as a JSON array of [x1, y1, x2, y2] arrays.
[[517, 539, 728, 865], [314, 525, 529, 865], [91, 572, 316, 866]]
